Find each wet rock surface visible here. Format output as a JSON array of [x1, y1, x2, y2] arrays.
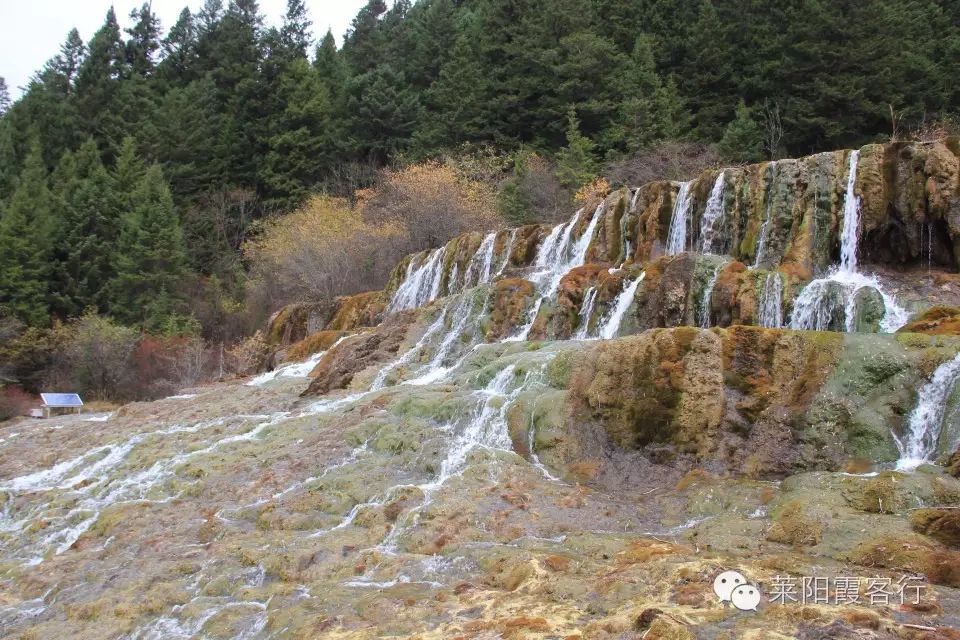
[[3, 327, 960, 638]]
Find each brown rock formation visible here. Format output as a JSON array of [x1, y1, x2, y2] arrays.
[[302, 312, 414, 395]]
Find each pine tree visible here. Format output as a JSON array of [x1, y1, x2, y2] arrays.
[[313, 30, 348, 102], [49, 139, 120, 318], [682, 0, 736, 142], [160, 8, 198, 85], [75, 8, 128, 157], [0, 143, 53, 325], [555, 108, 600, 190], [346, 64, 423, 161], [342, 0, 388, 74], [111, 165, 189, 330], [52, 30, 86, 92], [718, 100, 765, 163], [261, 59, 334, 210], [125, 3, 162, 77], [605, 34, 688, 152], [0, 121, 16, 201], [280, 0, 312, 59], [148, 78, 227, 199], [416, 12, 489, 152], [112, 137, 146, 208]]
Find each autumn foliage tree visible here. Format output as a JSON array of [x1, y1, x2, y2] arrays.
[[246, 161, 500, 308]]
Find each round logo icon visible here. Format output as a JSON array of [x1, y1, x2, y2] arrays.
[[713, 570, 747, 602], [731, 584, 761, 611]]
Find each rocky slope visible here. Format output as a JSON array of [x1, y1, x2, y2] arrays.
[[3, 142, 960, 639]]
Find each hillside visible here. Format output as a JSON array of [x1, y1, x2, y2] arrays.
[[3, 142, 960, 638]]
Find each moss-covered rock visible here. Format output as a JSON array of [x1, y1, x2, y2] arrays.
[[900, 305, 960, 336], [302, 312, 414, 395], [911, 508, 960, 546], [265, 301, 338, 347], [486, 278, 536, 340], [324, 290, 386, 331]]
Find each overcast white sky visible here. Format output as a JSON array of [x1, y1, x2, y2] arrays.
[[0, 0, 369, 98]]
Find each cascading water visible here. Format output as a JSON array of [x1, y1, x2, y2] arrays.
[[405, 291, 490, 386], [699, 263, 725, 328], [508, 204, 604, 341], [390, 232, 505, 313], [895, 351, 960, 470], [370, 307, 449, 390], [598, 272, 646, 339], [376, 365, 525, 552], [574, 287, 598, 339], [789, 151, 909, 333], [497, 229, 516, 275], [839, 151, 861, 274], [389, 247, 447, 312], [464, 232, 496, 288], [757, 272, 783, 328], [665, 182, 693, 255], [246, 337, 349, 386], [753, 162, 778, 268], [698, 172, 726, 254]]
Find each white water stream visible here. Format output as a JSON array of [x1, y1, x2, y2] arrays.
[[895, 351, 960, 470], [665, 182, 693, 255]]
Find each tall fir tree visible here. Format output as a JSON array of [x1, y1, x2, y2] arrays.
[[125, 3, 162, 78], [718, 100, 765, 163], [159, 8, 198, 85], [416, 11, 489, 152], [0, 120, 16, 201], [279, 0, 312, 60], [313, 30, 348, 102], [75, 8, 128, 158], [52, 29, 86, 92], [342, 0, 388, 74], [111, 164, 189, 330], [555, 108, 600, 190], [260, 59, 334, 210], [346, 64, 423, 161], [0, 142, 54, 325], [605, 34, 688, 152], [49, 139, 120, 318], [682, 0, 736, 142]]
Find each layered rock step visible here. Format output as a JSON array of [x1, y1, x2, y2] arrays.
[[264, 140, 960, 369]]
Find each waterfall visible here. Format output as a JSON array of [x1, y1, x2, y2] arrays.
[[370, 307, 449, 390], [405, 291, 488, 386], [389, 247, 448, 312], [789, 270, 908, 333], [757, 272, 783, 328], [507, 204, 604, 341], [839, 151, 861, 273], [698, 172, 726, 254], [465, 232, 497, 288], [598, 272, 646, 339], [699, 263, 724, 328], [246, 336, 349, 386], [666, 182, 693, 255], [788, 151, 908, 334], [378, 365, 524, 552], [895, 351, 960, 470], [574, 287, 598, 339], [496, 229, 517, 275], [753, 162, 778, 268], [620, 209, 633, 264]]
